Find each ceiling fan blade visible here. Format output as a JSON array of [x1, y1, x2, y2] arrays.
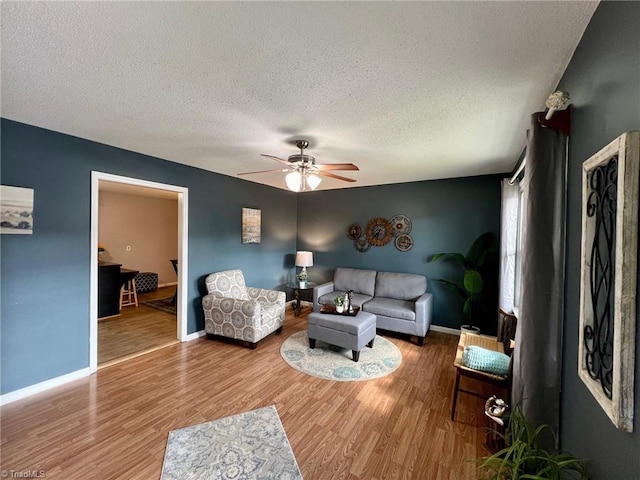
[[260, 154, 292, 166], [318, 171, 357, 182], [238, 168, 287, 176], [316, 163, 359, 171]]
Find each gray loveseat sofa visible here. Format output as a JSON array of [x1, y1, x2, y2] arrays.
[[313, 267, 433, 346]]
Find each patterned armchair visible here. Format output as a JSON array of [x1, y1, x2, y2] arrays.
[[202, 269, 286, 348]]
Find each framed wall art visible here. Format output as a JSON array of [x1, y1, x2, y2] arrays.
[[578, 131, 639, 432], [242, 207, 261, 244], [1, 185, 34, 234]]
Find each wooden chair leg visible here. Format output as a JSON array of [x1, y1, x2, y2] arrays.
[[451, 370, 461, 421], [131, 279, 138, 307]]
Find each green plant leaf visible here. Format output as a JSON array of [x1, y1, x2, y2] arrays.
[[466, 232, 498, 267], [463, 296, 473, 316], [464, 269, 484, 294], [437, 279, 467, 299], [430, 252, 466, 265], [477, 408, 591, 480]]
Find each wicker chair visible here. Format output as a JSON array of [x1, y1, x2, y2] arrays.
[[202, 269, 286, 349], [450, 309, 517, 421]]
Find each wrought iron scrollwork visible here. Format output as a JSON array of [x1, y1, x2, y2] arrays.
[[583, 155, 618, 399]]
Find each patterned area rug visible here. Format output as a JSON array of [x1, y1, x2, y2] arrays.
[[280, 331, 402, 381], [143, 297, 176, 315], [161, 405, 303, 480]]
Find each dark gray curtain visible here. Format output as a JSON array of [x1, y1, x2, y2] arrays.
[[511, 113, 568, 441]]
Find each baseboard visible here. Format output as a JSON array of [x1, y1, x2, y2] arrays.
[[0, 367, 91, 406], [184, 330, 206, 342], [430, 325, 460, 336]]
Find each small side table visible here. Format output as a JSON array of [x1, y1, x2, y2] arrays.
[[288, 282, 317, 316]]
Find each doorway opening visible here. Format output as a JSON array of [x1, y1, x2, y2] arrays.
[[90, 172, 188, 373]]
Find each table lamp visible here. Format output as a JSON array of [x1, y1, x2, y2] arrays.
[[295, 251, 313, 287]]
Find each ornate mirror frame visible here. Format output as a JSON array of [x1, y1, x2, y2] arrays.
[[578, 131, 639, 432]]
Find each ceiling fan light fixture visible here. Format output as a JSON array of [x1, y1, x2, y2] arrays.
[[306, 174, 321, 190], [244, 140, 358, 190], [285, 170, 302, 192]]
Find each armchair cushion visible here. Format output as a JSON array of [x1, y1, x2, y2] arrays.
[[205, 269, 250, 300]]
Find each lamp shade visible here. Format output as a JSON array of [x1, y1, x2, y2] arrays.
[[285, 171, 302, 192], [306, 174, 321, 190], [295, 251, 313, 267]]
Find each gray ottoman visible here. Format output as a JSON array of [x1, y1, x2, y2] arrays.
[[307, 311, 377, 362]]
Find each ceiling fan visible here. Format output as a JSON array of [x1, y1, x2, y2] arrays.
[[238, 140, 359, 192]]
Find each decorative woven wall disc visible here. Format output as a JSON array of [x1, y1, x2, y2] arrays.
[[390, 214, 412, 235], [395, 233, 414, 252], [354, 236, 371, 252], [346, 223, 362, 240], [366, 217, 393, 247]]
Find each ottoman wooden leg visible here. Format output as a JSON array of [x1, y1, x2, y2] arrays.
[[352, 350, 360, 362], [309, 338, 316, 349], [367, 338, 375, 348]]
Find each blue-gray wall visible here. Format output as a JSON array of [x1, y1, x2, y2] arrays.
[[1, 119, 502, 396], [297, 177, 502, 333], [0, 119, 297, 394], [557, 2, 640, 478]]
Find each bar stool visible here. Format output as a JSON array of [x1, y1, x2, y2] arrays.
[[120, 278, 138, 308]]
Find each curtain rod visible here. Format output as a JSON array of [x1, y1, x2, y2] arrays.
[[509, 158, 526, 185], [509, 91, 571, 185]]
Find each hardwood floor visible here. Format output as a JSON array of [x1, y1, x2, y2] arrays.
[[98, 286, 178, 365], [1, 307, 505, 479]]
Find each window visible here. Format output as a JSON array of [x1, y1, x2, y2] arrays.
[[499, 174, 526, 315]]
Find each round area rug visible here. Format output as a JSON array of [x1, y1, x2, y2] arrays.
[[280, 331, 402, 381]]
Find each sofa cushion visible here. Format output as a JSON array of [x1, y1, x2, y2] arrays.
[[375, 272, 426, 301], [334, 268, 377, 296], [362, 297, 416, 321], [318, 291, 373, 308]]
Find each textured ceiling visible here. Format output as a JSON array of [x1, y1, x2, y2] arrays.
[[1, 1, 598, 191]]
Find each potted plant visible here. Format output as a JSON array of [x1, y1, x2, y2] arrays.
[[478, 407, 590, 479], [297, 270, 308, 288], [334, 295, 345, 313], [429, 232, 498, 332]]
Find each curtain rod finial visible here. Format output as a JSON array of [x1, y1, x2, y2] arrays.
[[545, 91, 570, 120]]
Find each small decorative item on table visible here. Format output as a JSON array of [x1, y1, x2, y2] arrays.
[[346, 290, 355, 314], [334, 295, 345, 313]]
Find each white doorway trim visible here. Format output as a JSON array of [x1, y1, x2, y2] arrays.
[[90, 171, 189, 374]]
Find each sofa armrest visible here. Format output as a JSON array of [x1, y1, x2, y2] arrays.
[[414, 292, 433, 337], [313, 281, 335, 312], [202, 294, 262, 328]]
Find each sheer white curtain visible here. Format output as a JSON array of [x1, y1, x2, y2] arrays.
[[499, 178, 520, 313]]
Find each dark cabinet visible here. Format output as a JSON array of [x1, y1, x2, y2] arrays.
[[98, 261, 122, 318]]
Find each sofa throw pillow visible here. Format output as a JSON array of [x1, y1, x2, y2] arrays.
[[462, 346, 510, 377]]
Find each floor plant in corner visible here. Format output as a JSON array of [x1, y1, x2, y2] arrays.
[[477, 408, 590, 480], [429, 231, 498, 331]]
